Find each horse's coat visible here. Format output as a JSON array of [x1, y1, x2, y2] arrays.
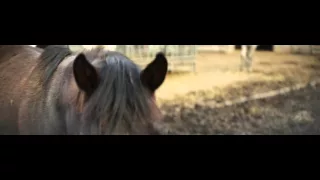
[[0, 45, 167, 135]]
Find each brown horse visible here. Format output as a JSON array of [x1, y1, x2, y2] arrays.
[[0, 45, 168, 135]]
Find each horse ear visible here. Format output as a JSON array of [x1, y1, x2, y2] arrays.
[[73, 53, 99, 95], [140, 52, 168, 92]]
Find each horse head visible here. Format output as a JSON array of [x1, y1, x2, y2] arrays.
[[61, 48, 168, 135]]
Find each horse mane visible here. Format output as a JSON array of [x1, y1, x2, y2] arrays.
[[36, 45, 72, 86], [36, 45, 69, 49], [80, 50, 158, 134]]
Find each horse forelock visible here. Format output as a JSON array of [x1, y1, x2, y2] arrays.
[[76, 50, 161, 135]]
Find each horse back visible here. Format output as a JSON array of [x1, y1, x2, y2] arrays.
[[0, 45, 42, 134]]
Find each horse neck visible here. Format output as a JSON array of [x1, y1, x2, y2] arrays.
[[55, 55, 85, 110]]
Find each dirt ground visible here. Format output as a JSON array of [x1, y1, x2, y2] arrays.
[[156, 83, 320, 135], [154, 50, 320, 135]]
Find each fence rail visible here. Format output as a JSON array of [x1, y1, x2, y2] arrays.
[[117, 45, 197, 72], [311, 45, 320, 55], [67, 45, 198, 72]]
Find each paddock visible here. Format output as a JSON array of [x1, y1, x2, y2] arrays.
[[155, 50, 320, 135], [157, 50, 320, 100]]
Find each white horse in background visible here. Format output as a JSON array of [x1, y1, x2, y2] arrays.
[[240, 45, 258, 72]]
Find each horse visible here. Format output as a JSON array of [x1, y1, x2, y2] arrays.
[[0, 45, 168, 135], [240, 45, 258, 72]]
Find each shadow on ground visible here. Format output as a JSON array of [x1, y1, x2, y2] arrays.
[[156, 84, 320, 135]]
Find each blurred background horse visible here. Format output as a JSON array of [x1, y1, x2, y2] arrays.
[[240, 45, 258, 72]]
